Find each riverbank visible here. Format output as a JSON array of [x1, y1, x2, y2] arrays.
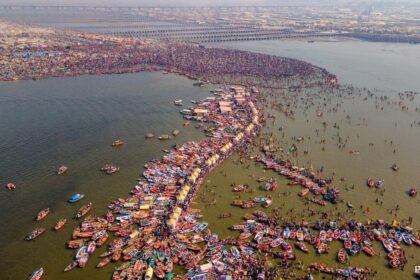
[[0, 20, 335, 84]]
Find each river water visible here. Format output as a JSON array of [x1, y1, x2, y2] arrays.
[[0, 72, 213, 279], [0, 39, 419, 279]]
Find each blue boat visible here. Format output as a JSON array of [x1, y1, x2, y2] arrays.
[[28, 267, 44, 280], [68, 193, 85, 203]]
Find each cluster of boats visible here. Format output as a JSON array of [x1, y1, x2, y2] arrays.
[[25, 194, 88, 241], [228, 210, 418, 271], [56, 86, 262, 279], [252, 154, 339, 205], [24, 84, 420, 279]]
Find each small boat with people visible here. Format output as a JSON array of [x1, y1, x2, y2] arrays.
[[299, 188, 309, 197], [145, 133, 155, 139], [57, 166, 68, 175], [174, 99, 183, 106], [68, 193, 85, 203], [337, 248, 348, 263], [111, 139, 124, 147], [6, 182, 16, 190], [158, 135, 170, 140], [28, 267, 43, 280], [218, 212, 232, 218], [100, 164, 120, 175], [64, 261, 78, 272], [54, 218, 67, 231], [35, 208, 50, 221], [262, 198, 272, 208], [26, 227, 45, 241], [310, 197, 327, 206], [96, 257, 111, 268], [296, 241, 309, 252], [367, 178, 374, 187], [75, 202, 93, 219], [172, 129, 180, 136]]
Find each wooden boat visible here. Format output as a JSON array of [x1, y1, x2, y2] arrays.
[[218, 212, 232, 218], [270, 238, 283, 248], [78, 255, 88, 268], [54, 218, 67, 231], [239, 231, 252, 240], [183, 121, 190, 126], [133, 259, 143, 273], [241, 201, 256, 208], [231, 199, 244, 206], [232, 185, 245, 192], [158, 135, 170, 140], [87, 241, 96, 254], [64, 261, 78, 272], [6, 182, 16, 190], [106, 210, 114, 223], [57, 166, 68, 175], [68, 193, 85, 203], [67, 239, 86, 249], [96, 257, 111, 268], [172, 129, 180, 136], [112, 249, 122, 262], [145, 133, 155, 139], [262, 199, 272, 208], [316, 243, 329, 254], [299, 188, 309, 197], [96, 232, 109, 246], [310, 197, 327, 206], [174, 99, 183, 106], [26, 227, 45, 241], [100, 164, 120, 175], [76, 246, 88, 259], [337, 248, 348, 263], [362, 245, 376, 256], [35, 208, 50, 221], [111, 139, 124, 147], [382, 238, 394, 252], [28, 267, 43, 280], [75, 203, 93, 219], [295, 242, 309, 252], [296, 229, 304, 241]]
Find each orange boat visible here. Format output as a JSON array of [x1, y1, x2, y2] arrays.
[[54, 218, 67, 231], [111, 139, 124, 147], [362, 245, 376, 256], [299, 188, 309, 197], [36, 208, 50, 221]]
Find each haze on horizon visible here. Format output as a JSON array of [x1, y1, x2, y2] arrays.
[[1, 0, 420, 6]]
